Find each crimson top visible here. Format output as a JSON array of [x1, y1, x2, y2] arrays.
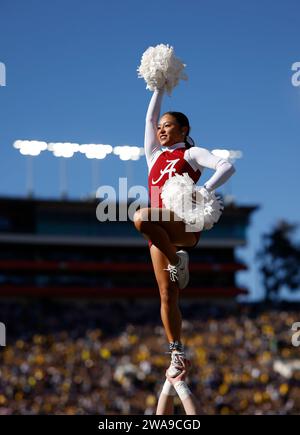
[[148, 147, 201, 208]]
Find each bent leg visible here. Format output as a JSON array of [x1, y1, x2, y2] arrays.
[[134, 208, 197, 265]]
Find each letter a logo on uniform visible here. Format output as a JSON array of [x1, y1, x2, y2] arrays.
[[152, 159, 180, 184]]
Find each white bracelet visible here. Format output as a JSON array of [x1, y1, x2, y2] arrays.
[[174, 381, 192, 401], [161, 379, 176, 396]]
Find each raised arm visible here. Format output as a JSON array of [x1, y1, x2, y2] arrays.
[[165, 359, 200, 415], [156, 380, 175, 415], [187, 147, 236, 192], [144, 88, 164, 168]]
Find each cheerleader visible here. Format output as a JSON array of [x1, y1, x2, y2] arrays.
[[134, 45, 236, 377]]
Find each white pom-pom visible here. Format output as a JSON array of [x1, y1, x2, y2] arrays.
[[161, 173, 224, 231], [137, 44, 187, 95]]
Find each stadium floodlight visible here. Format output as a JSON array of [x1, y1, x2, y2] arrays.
[[13, 140, 47, 156], [48, 142, 80, 158], [131, 155, 141, 161], [114, 145, 144, 161], [130, 146, 142, 158], [14, 139, 242, 199], [13, 140, 24, 149], [212, 149, 243, 163], [79, 144, 113, 160], [13, 140, 144, 197], [13, 140, 143, 161]]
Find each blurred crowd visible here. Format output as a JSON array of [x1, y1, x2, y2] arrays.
[[0, 300, 300, 415]]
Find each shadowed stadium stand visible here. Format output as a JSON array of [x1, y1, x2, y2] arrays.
[[0, 196, 258, 299]]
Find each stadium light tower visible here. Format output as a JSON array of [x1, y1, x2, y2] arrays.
[[113, 146, 145, 188], [13, 139, 238, 201], [80, 144, 113, 197], [13, 140, 145, 198], [13, 140, 47, 197]]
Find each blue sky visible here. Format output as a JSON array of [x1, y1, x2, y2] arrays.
[[0, 0, 299, 300]]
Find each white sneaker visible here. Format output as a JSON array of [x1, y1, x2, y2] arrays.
[[163, 250, 189, 289], [166, 351, 185, 377]]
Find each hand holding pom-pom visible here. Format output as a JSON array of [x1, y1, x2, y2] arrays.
[[197, 186, 211, 201], [137, 43, 187, 95], [161, 173, 224, 231]]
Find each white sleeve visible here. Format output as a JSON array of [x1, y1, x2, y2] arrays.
[[144, 88, 164, 168], [186, 146, 236, 192]]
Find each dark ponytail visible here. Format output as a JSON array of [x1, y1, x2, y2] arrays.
[[163, 111, 195, 149], [185, 135, 195, 148]]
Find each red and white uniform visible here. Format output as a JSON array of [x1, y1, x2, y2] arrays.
[[144, 88, 236, 248], [148, 144, 201, 208]]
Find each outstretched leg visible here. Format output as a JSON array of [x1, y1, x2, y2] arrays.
[[134, 207, 196, 375], [150, 244, 182, 343], [150, 244, 188, 377]]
